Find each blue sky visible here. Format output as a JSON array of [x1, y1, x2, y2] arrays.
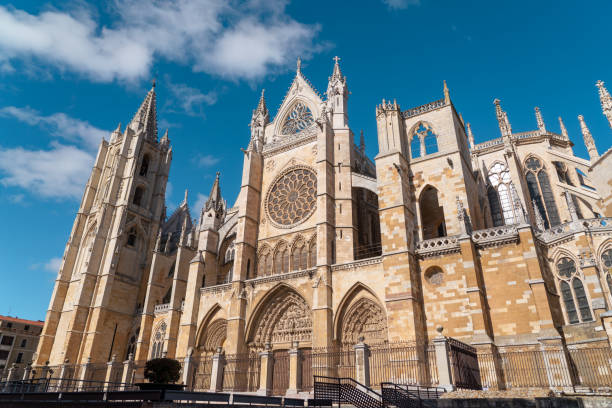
[[0, 0, 610, 321]]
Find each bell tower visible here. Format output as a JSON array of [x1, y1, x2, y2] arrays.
[[36, 84, 172, 367]]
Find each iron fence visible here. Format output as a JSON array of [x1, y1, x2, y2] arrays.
[[447, 338, 481, 390], [354, 242, 382, 260], [272, 350, 289, 396], [369, 343, 431, 387], [301, 346, 355, 391], [0, 377, 136, 393]]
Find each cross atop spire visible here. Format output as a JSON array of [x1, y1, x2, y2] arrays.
[[330, 55, 345, 83]]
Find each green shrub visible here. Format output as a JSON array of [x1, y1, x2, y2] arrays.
[[143, 358, 181, 384]]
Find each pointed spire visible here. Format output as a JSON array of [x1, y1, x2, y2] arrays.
[[578, 114, 599, 161], [558, 117, 569, 140], [110, 122, 122, 143], [129, 82, 157, 141], [182, 189, 189, 207], [205, 172, 222, 211], [331, 56, 344, 82], [535, 107, 546, 132], [466, 123, 475, 149], [596, 80, 612, 129], [532, 200, 545, 232], [160, 129, 170, 148], [443, 80, 450, 104], [256, 89, 268, 116], [296, 56, 302, 74], [359, 129, 365, 153], [494, 99, 512, 138]]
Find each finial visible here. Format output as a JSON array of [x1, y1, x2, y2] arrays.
[[183, 189, 188, 205], [443, 80, 450, 104], [115, 122, 121, 133], [152, 78, 156, 89], [596, 80, 612, 130], [466, 122, 475, 149], [578, 114, 599, 161], [535, 107, 546, 132], [558, 117, 569, 140], [296, 56, 301, 73]]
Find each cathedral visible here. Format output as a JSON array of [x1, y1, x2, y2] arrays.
[[34, 58, 612, 393]]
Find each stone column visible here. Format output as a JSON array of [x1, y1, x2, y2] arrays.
[[287, 341, 301, 395], [120, 354, 134, 390], [78, 357, 92, 391], [258, 344, 274, 396], [56, 359, 71, 391], [104, 354, 121, 391], [181, 348, 194, 390], [22, 362, 32, 381], [354, 339, 370, 387], [433, 328, 454, 392], [209, 348, 225, 392], [6, 364, 19, 382]]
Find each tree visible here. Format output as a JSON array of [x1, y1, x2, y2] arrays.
[[143, 358, 181, 384]]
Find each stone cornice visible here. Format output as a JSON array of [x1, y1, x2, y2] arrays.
[[331, 257, 382, 272]]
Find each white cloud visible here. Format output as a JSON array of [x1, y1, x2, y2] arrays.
[[0, 142, 93, 199], [0, 106, 108, 149], [44, 257, 62, 273], [382, 0, 421, 9], [0, 1, 321, 82], [166, 80, 217, 117], [193, 193, 208, 214], [195, 154, 221, 167]]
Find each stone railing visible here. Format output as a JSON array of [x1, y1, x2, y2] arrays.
[[246, 268, 315, 286], [262, 123, 318, 157], [537, 217, 612, 245], [200, 283, 232, 295], [401, 98, 447, 119], [473, 138, 502, 151], [416, 235, 461, 258], [471, 225, 519, 248], [153, 303, 170, 314]]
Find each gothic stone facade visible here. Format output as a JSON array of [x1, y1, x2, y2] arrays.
[[36, 60, 612, 387]]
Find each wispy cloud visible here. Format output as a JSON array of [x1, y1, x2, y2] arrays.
[[0, 106, 108, 149], [0, 1, 321, 82], [166, 80, 217, 117], [382, 0, 421, 9], [30, 257, 63, 274], [195, 154, 221, 167], [0, 142, 93, 199], [193, 193, 208, 214]]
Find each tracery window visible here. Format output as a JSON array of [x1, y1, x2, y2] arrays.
[[274, 244, 289, 275], [556, 257, 593, 324], [487, 162, 517, 226], [410, 123, 439, 159], [281, 102, 314, 134], [151, 322, 167, 359], [266, 167, 317, 228], [257, 248, 272, 277], [291, 240, 307, 271], [308, 239, 316, 268], [602, 249, 612, 300], [525, 157, 561, 229]]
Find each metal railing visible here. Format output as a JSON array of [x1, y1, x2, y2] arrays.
[[369, 343, 429, 387], [0, 377, 136, 393], [354, 242, 382, 260], [314, 376, 383, 408]]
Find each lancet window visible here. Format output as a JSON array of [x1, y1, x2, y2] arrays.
[[291, 239, 308, 271], [133, 186, 145, 207], [556, 257, 592, 324], [274, 243, 289, 275], [487, 162, 517, 226], [139, 155, 150, 177], [308, 238, 317, 268], [525, 157, 561, 229], [419, 186, 446, 240]]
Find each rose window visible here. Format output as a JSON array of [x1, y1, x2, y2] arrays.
[[281, 102, 314, 134], [266, 167, 317, 227]]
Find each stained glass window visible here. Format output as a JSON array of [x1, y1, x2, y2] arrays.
[[281, 102, 314, 134], [266, 167, 317, 227], [410, 135, 421, 159], [573, 279, 593, 322], [561, 281, 579, 324], [556, 257, 592, 324], [487, 186, 504, 227], [487, 162, 516, 225], [524, 157, 561, 228]]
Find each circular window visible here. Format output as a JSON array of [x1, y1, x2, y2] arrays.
[[425, 266, 444, 285], [266, 166, 317, 228]]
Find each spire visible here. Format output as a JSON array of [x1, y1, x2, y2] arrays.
[[179, 216, 189, 247], [443, 80, 450, 104], [129, 83, 157, 141], [596, 80, 612, 129], [205, 172, 222, 211], [466, 123, 475, 149], [494, 99, 512, 137], [255, 89, 268, 117], [578, 114, 599, 161], [250, 89, 269, 152], [296, 56, 302, 74], [110, 122, 122, 143], [558, 117, 569, 140], [182, 189, 189, 207], [331, 56, 344, 82], [535, 107, 546, 132], [359, 129, 365, 153], [160, 129, 170, 148]]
